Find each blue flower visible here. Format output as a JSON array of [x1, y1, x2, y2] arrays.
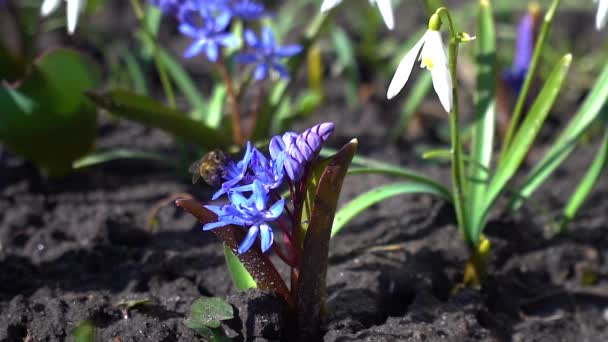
[[503, 5, 538, 95], [228, 0, 266, 20], [269, 123, 335, 181], [204, 180, 284, 253], [149, 0, 184, 16], [232, 149, 286, 193], [212, 142, 254, 200], [235, 26, 303, 80], [178, 5, 240, 61]]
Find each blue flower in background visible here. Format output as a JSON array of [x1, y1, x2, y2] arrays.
[[503, 5, 538, 95], [236, 26, 303, 80], [204, 180, 284, 253], [229, 0, 266, 20], [178, 6, 239, 61]]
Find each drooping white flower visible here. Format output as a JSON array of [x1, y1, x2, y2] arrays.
[[320, 0, 394, 30], [387, 29, 453, 113], [40, 0, 86, 35], [597, 0, 608, 30]]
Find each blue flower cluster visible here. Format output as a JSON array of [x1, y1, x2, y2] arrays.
[[150, 0, 302, 79], [204, 123, 335, 254]]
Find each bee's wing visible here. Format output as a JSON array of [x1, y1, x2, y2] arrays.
[[189, 161, 201, 184]]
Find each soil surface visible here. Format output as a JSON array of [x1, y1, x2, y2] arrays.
[[2, 1, 608, 342]]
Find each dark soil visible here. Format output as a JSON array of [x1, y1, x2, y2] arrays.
[[2, 1, 608, 342]]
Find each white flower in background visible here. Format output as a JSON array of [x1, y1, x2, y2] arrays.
[[40, 0, 86, 34], [387, 29, 452, 113], [597, 0, 608, 30], [320, 0, 394, 30]]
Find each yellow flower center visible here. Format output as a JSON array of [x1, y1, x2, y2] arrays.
[[421, 57, 434, 70]]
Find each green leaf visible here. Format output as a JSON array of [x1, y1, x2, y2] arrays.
[[297, 139, 357, 340], [0, 48, 100, 176], [332, 182, 449, 237], [72, 149, 170, 169], [480, 53, 572, 236], [510, 62, 608, 210], [72, 321, 95, 342], [186, 297, 233, 329], [390, 72, 432, 140], [156, 47, 207, 120], [122, 50, 148, 95], [558, 129, 608, 232], [468, 0, 497, 237], [206, 84, 226, 128], [347, 167, 452, 200], [87, 90, 230, 149], [223, 244, 257, 291]]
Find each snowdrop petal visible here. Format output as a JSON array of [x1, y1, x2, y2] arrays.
[[41, 0, 62, 17], [374, 0, 394, 30], [66, 0, 83, 34], [597, 0, 608, 30], [320, 0, 343, 12], [387, 33, 427, 99], [421, 30, 452, 112]]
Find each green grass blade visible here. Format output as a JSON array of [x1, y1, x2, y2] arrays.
[[331, 182, 448, 237], [224, 244, 257, 291], [510, 62, 608, 209], [481, 53, 572, 235], [87, 90, 230, 149], [73, 149, 171, 169], [557, 129, 608, 232], [468, 0, 497, 235], [156, 47, 207, 120], [500, 0, 561, 153], [206, 84, 226, 128], [347, 167, 452, 200], [390, 72, 432, 141], [123, 51, 148, 95]]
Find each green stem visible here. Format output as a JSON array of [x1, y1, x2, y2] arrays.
[[435, 7, 472, 249], [130, 0, 176, 108], [500, 0, 561, 157]]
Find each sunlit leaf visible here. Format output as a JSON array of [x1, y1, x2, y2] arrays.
[[224, 244, 257, 291], [332, 182, 449, 237]]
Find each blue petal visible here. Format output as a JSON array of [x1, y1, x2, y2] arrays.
[[202, 220, 230, 231], [269, 135, 286, 160], [244, 29, 258, 46], [178, 23, 198, 38], [205, 43, 219, 62], [218, 33, 240, 48], [261, 26, 275, 49], [259, 223, 273, 252], [267, 198, 285, 219], [275, 44, 303, 58], [229, 191, 248, 207], [252, 180, 267, 211], [183, 40, 206, 58], [215, 11, 233, 30], [272, 62, 290, 79], [238, 225, 259, 254], [253, 64, 268, 80], [234, 53, 258, 64]]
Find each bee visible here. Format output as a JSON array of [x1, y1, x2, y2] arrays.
[[189, 150, 229, 186]]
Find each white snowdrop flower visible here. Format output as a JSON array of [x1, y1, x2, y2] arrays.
[[320, 0, 394, 30], [387, 27, 452, 113], [40, 0, 86, 35], [597, 0, 608, 30]]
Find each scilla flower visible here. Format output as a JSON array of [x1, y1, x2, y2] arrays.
[[387, 13, 452, 113], [40, 0, 86, 34], [320, 0, 394, 30], [597, 0, 608, 30], [503, 4, 538, 95], [205, 180, 284, 254], [236, 27, 303, 80]]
